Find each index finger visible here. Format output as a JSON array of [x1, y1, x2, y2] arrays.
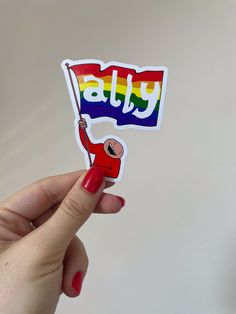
[[1, 171, 115, 221], [1, 171, 84, 220]]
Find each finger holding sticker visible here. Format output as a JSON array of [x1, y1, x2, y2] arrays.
[[0, 170, 125, 313]]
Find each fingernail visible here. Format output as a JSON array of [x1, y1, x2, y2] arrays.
[[82, 167, 105, 193], [116, 196, 126, 207], [72, 271, 83, 295]]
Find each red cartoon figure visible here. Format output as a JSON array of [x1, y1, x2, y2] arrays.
[[78, 118, 125, 180]]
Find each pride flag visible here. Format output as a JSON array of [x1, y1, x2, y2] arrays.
[[64, 60, 168, 129]]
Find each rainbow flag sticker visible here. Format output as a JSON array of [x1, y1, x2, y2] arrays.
[[62, 59, 168, 130]]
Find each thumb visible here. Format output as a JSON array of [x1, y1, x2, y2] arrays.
[[34, 167, 105, 254]]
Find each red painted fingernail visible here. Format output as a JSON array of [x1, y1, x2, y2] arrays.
[[72, 271, 83, 295], [116, 196, 126, 207], [82, 167, 105, 193]]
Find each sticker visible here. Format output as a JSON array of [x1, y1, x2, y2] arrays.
[[62, 59, 168, 182]]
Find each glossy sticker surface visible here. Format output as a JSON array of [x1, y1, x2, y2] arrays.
[[62, 59, 168, 182]]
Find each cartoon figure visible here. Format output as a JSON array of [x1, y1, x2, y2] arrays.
[[78, 118, 125, 179]]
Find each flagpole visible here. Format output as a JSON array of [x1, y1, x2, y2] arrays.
[[65, 63, 93, 167]]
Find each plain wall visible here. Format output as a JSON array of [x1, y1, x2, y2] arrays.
[[0, 1, 236, 313]]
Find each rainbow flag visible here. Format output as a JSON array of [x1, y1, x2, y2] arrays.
[[65, 60, 168, 129]]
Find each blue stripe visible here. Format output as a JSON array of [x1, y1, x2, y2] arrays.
[[80, 99, 159, 127]]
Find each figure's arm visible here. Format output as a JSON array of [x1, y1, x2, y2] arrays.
[[78, 119, 100, 154]]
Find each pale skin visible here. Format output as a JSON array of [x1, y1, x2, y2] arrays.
[[0, 170, 123, 314]]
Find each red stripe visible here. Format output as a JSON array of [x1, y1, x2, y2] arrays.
[[70, 63, 163, 82]]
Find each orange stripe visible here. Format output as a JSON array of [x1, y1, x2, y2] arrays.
[[78, 75, 156, 89]]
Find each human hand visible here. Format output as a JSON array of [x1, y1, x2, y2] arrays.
[[0, 167, 125, 314], [78, 118, 87, 129]]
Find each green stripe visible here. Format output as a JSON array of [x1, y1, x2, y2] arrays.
[[80, 91, 160, 111]]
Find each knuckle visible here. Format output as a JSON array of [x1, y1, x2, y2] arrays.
[[84, 254, 89, 272], [78, 240, 89, 272], [84, 250, 89, 268], [80, 241, 89, 267], [61, 197, 90, 222]]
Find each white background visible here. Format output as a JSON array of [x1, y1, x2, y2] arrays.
[[0, 1, 236, 313]]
